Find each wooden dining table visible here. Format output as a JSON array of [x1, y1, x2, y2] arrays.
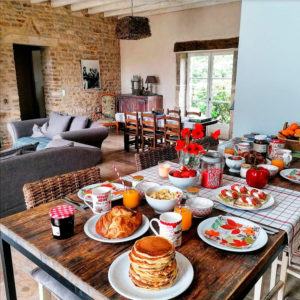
[[1, 161, 299, 300]]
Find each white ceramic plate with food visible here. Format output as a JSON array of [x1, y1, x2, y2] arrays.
[[197, 216, 268, 252], [84, 213, 149, 243], [78, 182, 125, 201], [108, 251, 194, 300], [280, 168, 300, 184], [213, 185, 275, 211]]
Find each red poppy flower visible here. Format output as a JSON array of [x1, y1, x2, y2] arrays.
[[211, 129, 221, 140], [175, 140, 186, 151], [192, 127, 204, 139], [194, 144, 205, 155], [195, 123, 204, 132], [183, 143, 195, 154], [181, 128, 191, 139]]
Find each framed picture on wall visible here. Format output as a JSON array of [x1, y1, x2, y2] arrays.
[[81, 59, 101, 90]]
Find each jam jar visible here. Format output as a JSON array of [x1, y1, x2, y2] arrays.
[[253, 135, 268, 157], [49, 205, 75, 240]]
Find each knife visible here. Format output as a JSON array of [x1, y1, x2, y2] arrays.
[[61, 198, 86, 212]]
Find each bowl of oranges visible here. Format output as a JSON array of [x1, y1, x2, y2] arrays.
[[278, 122, 300, 151]]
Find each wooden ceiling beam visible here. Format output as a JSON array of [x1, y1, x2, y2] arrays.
[[103, 0, 205, 17], [136, 0, 240, 16], [88, 0, 162, 15], [71, 0, 122, 11], [51, 0, 84, 8]]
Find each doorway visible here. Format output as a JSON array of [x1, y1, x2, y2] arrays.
[[13, 44, 46, 120]]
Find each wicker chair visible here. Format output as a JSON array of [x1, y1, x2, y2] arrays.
[[135, 146, 178, 171], [23, 166, 101, 209]]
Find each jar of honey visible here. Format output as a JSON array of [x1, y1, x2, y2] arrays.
[[174, 205, 192, 231], [123, 189, 140, 209]]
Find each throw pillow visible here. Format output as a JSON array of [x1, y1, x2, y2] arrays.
[[45, 112, 72, 138], [32, 122, 48, 137], [69, 116, 88, 131], [0, 142, 39, 160], [45, 140, 74, 149]]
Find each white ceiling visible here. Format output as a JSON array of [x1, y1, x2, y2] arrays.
[[30, 0, 240, 17]]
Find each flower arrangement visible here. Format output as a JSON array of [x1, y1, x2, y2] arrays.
[[175, 123, 221, 169]]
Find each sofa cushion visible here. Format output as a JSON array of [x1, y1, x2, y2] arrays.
[[45, 112, 72, 138], [32, 122, 48, 137], [1, 142, 39, 160], [45, 139, 74, 148], [14, 137, 51, 150], [69, 116, 88, 131]]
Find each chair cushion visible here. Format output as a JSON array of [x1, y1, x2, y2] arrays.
[[45, 112, 72, 138], [14, 137, 51, 150], [69, 116, 89, 131], [101, 95, 116, 119], [30, 267, 81, 300], [97, 119, 116, 124]]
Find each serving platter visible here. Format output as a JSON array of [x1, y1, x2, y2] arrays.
[[78, 182, 125, 201], [197, 216, 268, 252], [84, 213, 149, 243], [280, 168, 300, 184], [108, 251, 194, 300], [213, 185, 275, 211]]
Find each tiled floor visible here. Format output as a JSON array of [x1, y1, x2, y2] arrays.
[[0, 130, 299, 299]]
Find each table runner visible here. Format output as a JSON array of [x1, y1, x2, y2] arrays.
[[123, 162, 300, 263]]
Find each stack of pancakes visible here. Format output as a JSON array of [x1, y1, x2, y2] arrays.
[[129, 236, 178, 290]]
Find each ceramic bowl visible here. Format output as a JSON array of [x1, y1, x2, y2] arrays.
[[186, 197, 214, 218], [168, 170, 199, 189], [257, 164, 279, 177], [225, 156, 245, 172], [145, 185, 183, 214]]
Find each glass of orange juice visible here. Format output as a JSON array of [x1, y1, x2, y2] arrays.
[[271, 157, 284, 171], [123, 189, 140, 209], [174, 205, 192, 231], [224, 148, 235, 156]]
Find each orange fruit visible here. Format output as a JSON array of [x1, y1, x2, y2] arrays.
[[295, 129, 300, 134], [289, 123, 299, 131], [282, 129, 290, 137], [287, 129, 295, 136]]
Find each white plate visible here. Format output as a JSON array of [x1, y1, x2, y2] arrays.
[[197, 216, 268, 252], [280, 168, 300, 184], [84, 213, 149, 243], [213, 185, 275, 211], [77, 182, 125, 202], [108, 251, 194, 300], [136, 181, 160, 193]]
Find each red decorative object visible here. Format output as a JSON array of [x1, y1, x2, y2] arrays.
[[202, 168, 223, 189], [246, 166, 270, 189]]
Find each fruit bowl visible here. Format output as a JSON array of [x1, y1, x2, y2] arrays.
[[168, 169, 199, 189]]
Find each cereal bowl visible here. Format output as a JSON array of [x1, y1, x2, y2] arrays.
[[168, 170, 199, 189], [145, 185, 183, 214], [186, 197, 214, 218]]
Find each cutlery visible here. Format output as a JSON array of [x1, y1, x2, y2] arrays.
[[62, 198, 87, 212], [64, 196, 89, 209]]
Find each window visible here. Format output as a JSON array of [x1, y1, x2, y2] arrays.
[[187, 50, 235, 124]]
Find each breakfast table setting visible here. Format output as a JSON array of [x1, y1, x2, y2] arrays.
[[1, 122, 300, 300]]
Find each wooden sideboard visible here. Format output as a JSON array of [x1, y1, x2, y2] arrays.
[[118, 94, 163, 112]]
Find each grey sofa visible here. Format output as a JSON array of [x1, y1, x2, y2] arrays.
[[0, 142, 103, 218], [7, 114, 109, 149]]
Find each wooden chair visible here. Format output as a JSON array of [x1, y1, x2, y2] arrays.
[[135, 145, 178, 171], [164, 115, 181, 145], [94, 92, 119, 133], [141, 112, 164, 151], [23, 167, 101, 300], [124, 112, 140, 152], [167, 108, 181, 116], [185, 110, 201, 118]]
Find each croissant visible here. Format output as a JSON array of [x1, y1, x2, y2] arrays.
[[95, 206, 142, 239]]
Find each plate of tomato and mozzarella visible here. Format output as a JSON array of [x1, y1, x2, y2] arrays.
[[213, 184, 274, 211]]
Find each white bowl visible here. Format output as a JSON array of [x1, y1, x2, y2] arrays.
[[257, 164, 279, 177], [168, 171, 199, 189], [145, 185, 183, 214], [225, 156, 245, 172], [186, 197, 214, 218]]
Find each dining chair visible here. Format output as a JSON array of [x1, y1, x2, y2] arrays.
[[185, 110, 201, 118], [164, 115, 181, 145], [124, 112, 140, 152], [135, 145, 178, 171], [141, 112, 164, 151], [23, 167, 101, 300], [93, 92, 119, 133], [166, 108, 181, 116]]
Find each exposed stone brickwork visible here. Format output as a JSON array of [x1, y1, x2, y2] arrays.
[[0, 1, 120, 148]]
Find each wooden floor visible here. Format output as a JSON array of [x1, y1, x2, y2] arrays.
[[0, 129, 299, 300]]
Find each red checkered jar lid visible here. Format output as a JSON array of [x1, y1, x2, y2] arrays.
[[49, 205, 75, 219]]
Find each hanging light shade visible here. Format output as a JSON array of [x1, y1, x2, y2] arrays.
[[116, 16, 151, 40], [115, 0, 151, 40]]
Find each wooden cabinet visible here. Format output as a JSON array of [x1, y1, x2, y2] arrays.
[[118, 94, 163, 112]]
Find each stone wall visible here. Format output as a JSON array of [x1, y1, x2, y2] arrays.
[[0, 1, 120, 148]]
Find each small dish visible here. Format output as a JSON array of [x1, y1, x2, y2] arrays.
[[225, 156, 245, 173], [168, 170, 199, 189], [257, 164, 279, 177], [186, 197, 214, 218]]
